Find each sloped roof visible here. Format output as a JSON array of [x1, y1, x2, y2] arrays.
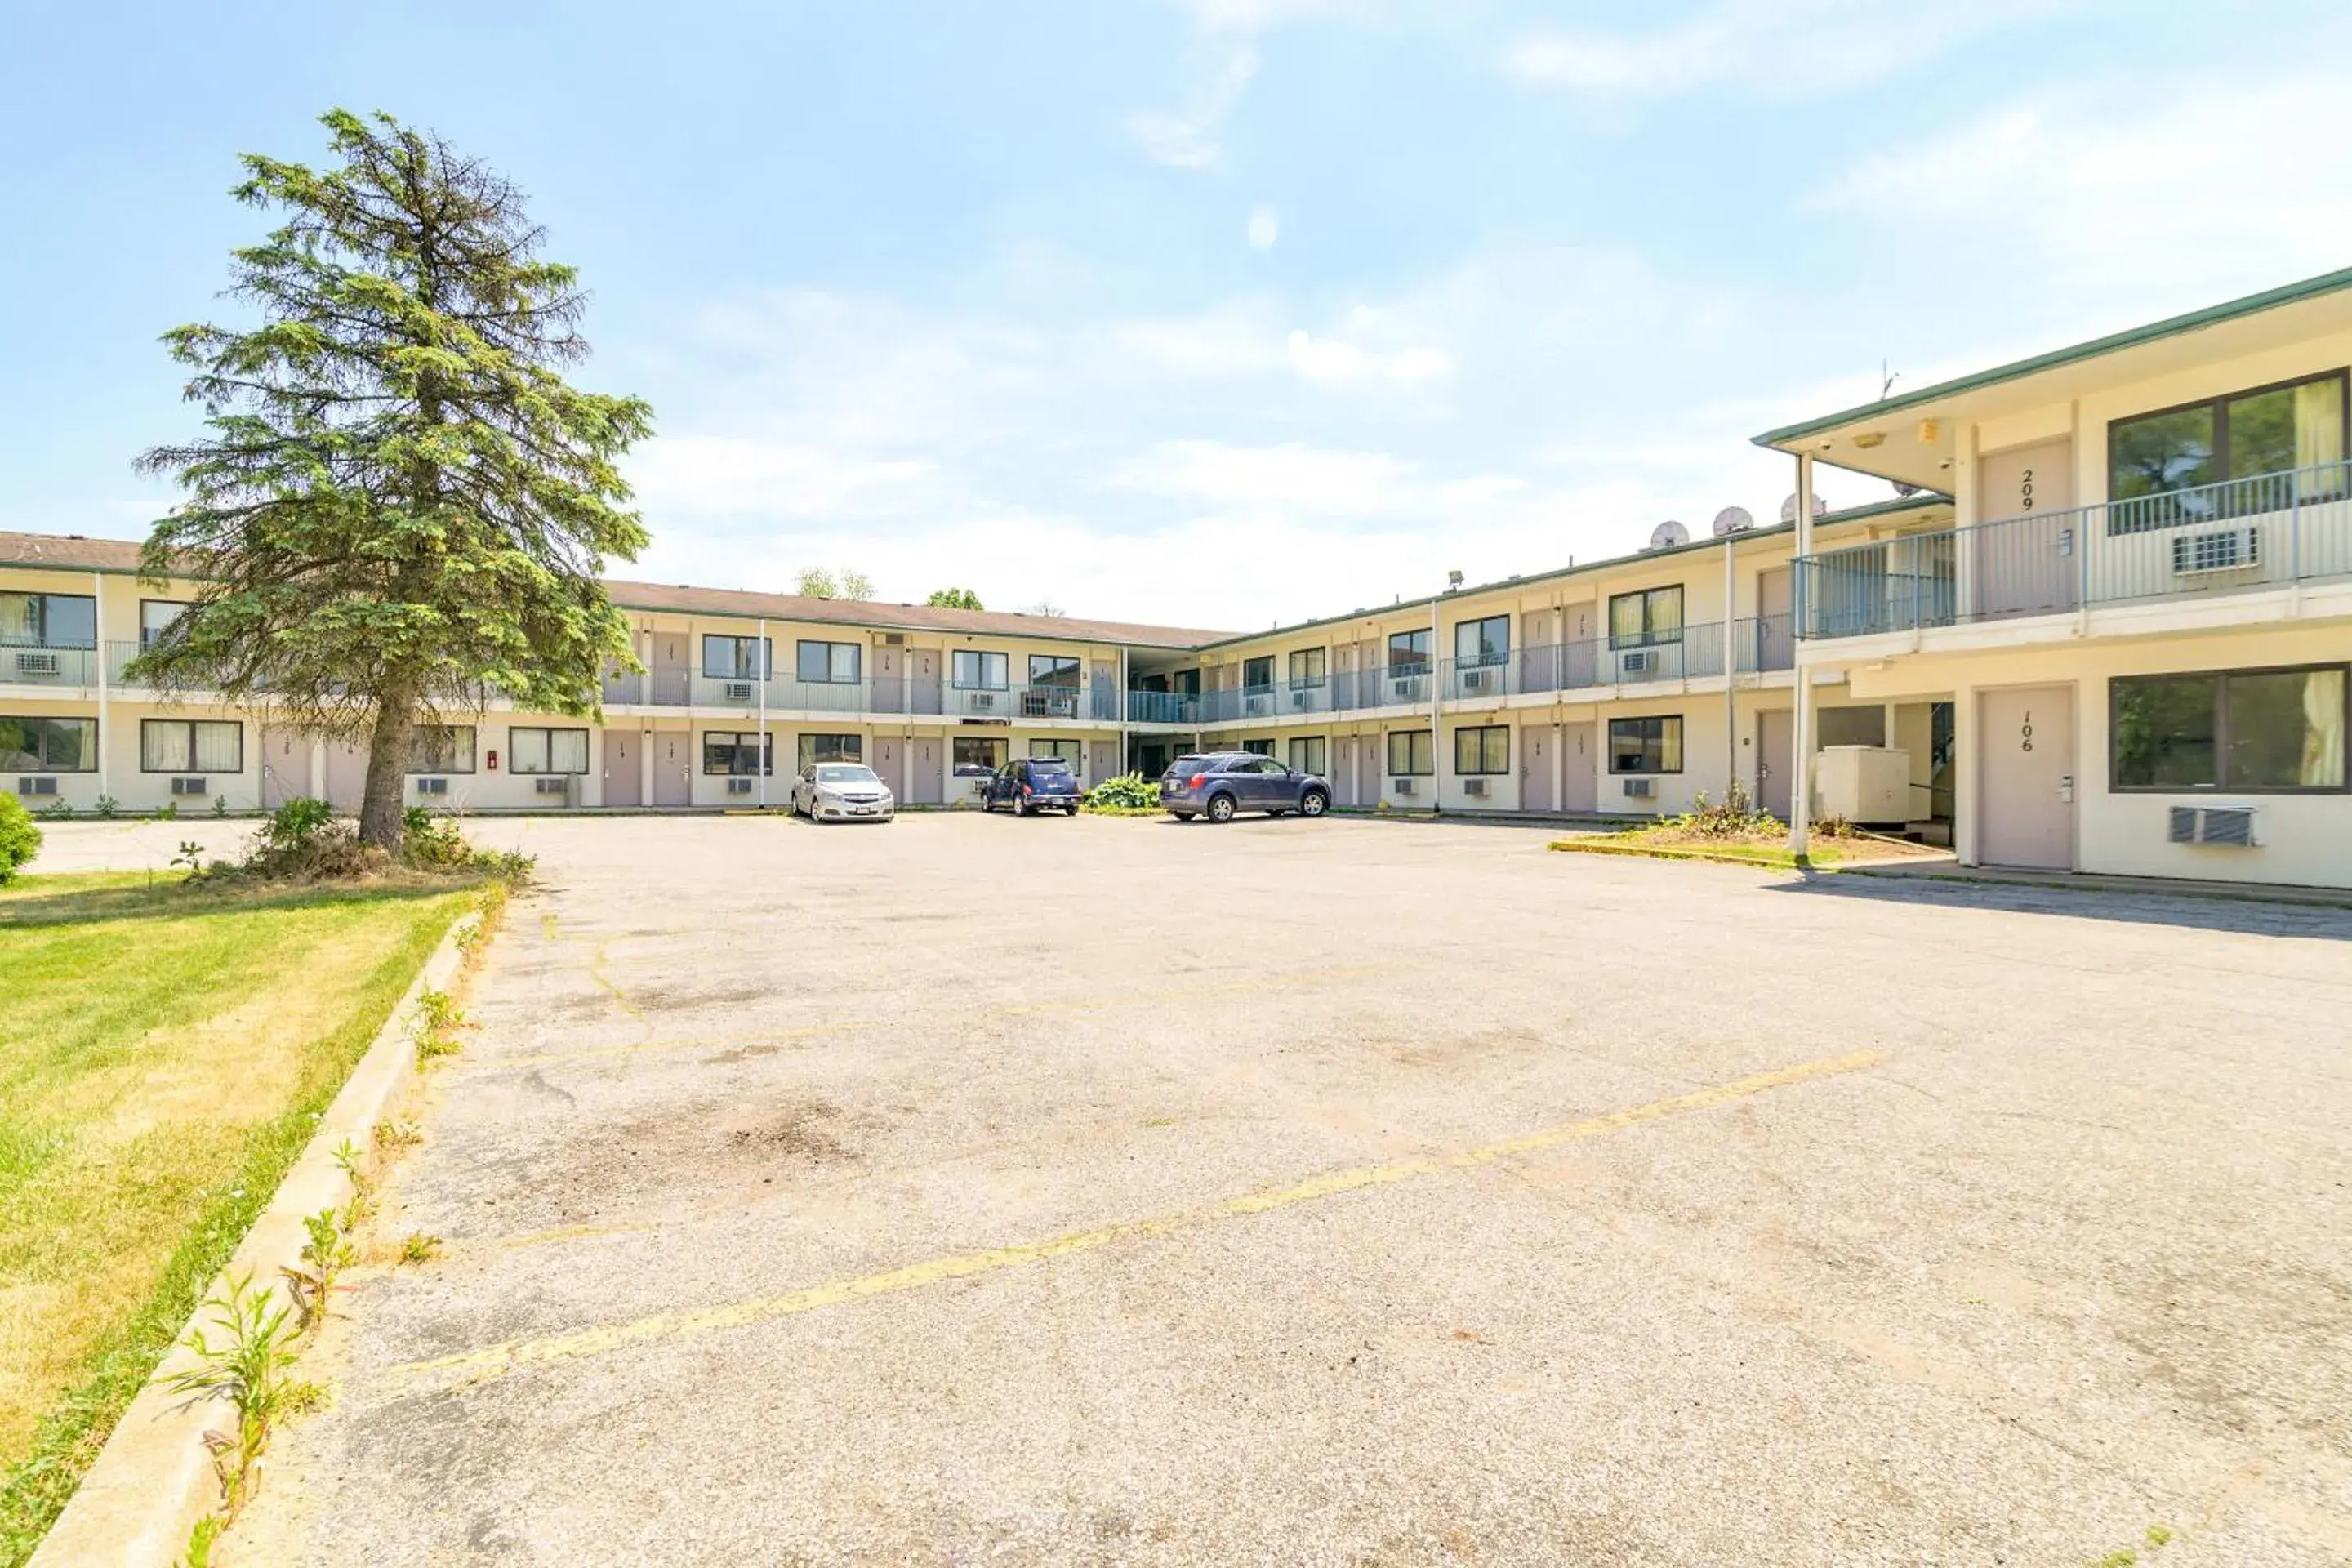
[[0, 530, 1232, 650]]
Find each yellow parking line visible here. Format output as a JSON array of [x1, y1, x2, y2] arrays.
[[390, 1049, 1881, 1392]]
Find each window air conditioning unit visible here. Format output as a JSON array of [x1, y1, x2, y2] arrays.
[[970, 692, 997, 711], [534, 777, 571, 795], [727, 777, 755, 795], [16, 776, 57, 796], [1461, 668, 1490, 693], [2172, 526, 2258, 575], [1290, 689, 1312, 710], [1463, 777, 1489, 798], [1622, 777, 1655, 799], [14, 650, 61, 677], [169, 777, 207, 796], [1392, 777, 1416, 795], [1390, 677, 1417, 700], [2167, 804, 2256, 847], [415, 777, 448, 797], [1619, 648, 1655, 676], [724, 680, 754, 700]]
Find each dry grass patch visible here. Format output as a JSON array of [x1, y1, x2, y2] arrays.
[[0, 870, 474, 1565]]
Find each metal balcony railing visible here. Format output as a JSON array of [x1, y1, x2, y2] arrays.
[[1794, 460, 2352, 640], [0, 641, 96, 688]]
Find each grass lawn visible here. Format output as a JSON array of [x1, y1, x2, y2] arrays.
[[0, 870, 476, 1566], [1549, 828, 1948, 870]]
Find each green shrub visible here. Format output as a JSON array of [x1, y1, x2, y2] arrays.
[[260, 796, 334, 854], [1084, 773, 1161, 810], [1664, 778, 1783, 840], [0, 794, 42, 884]]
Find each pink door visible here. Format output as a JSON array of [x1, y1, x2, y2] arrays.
[[873, 735, 903, 795], [908, 737, 944, 804]]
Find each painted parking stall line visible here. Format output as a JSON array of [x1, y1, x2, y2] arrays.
[[390, 1049, 1882, 1393]]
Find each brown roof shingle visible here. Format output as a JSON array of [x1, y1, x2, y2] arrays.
[[0, 530, 1232, 650]]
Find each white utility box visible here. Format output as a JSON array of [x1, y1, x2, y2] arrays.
[[1812, 745, 1911, 825]]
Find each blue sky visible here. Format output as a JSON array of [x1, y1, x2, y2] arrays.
[[6, 0, 2350, 628]]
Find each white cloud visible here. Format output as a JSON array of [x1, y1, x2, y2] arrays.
[[1108, 304, 1285, 376], [1507, 0, 2069, 99], [1809, 69, 2352, 295], [1171, 0, 1355, 32], [1285, 329, 1450, 383], [627, 439, 937, 520], [1129, 42, 1259, 168], [1247, 202, 1280, 251]]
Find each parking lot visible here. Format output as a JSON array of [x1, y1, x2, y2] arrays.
[[184, 811, 2352, 1566]]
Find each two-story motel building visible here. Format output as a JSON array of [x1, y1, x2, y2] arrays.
[[5, 268, 2349, 888]]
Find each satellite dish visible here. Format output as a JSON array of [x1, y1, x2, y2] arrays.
[[1647, 519, 1690, 550], [1780, 492, 1830, 523], [1710, 506, 1754, 537]]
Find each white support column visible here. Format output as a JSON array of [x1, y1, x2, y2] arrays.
[[1722, 533, 1737, 797], [1429, 591, 1444, 815], [1552, 711, 1565, 815], [91, 572, 111, 800], [756, 616, 768, 808], [1787, 452, 1816, 854]]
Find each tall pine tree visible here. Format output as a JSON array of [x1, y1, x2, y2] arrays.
[[135, 109, 652, 853]]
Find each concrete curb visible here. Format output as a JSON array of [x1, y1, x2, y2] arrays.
[[1544, 837, 1950, 873], [28, 897, 492, 1568]]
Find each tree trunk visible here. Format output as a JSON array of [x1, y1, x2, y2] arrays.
[[358, 697, 416, 856]]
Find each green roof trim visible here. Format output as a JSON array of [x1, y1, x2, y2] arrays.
[[1750, 263, 2352, 450]]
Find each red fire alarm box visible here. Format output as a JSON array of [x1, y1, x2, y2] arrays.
[[487, 749, 500, 772]]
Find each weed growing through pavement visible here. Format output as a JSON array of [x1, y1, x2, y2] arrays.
[[279, 1208, 354, 1336], [176, 1511, 224, 1568], [397, 1232, 443, 1265], [161, 1274, 323, 1522], [413, 989, 468, 1061], [332, 1136, 376, 1230], [372, 1115, 423, 1153]]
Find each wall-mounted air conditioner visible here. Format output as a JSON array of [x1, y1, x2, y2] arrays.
[[16, 777, 57, 796], [1461, 668, 1490, 693], [415, 777, 448, 796], [169, 777, 207, 795], [1622, 776, 1655, 799], [1392, 777, 1417, 795], [2172, 526, 2258, 575], [970, 692, 997, 711], [727, 777, 756, 795], [1290, 689, 1312, 710], [724, 680, 754, 700], [1463, 777, 1489, 798], [1390, 677, 1418, 701], [534, 777, 571, 796], [1619, 648, 1655, 676], [2167, 804, 2256, 846], [13, 650, 61, 677]]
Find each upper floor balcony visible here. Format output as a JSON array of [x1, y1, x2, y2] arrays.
[[1122, 617, 1793, 726], [599, 666, 1124, 723], [1794, 461, 2352, 641]]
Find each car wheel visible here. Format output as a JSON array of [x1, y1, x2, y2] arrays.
[[1206, 791, 1236, 824], [1300, 790, 1329, 817]]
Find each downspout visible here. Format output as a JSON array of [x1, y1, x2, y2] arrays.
[[91, 571, 109, 801], [1429, 589, 1442, 814], [1787, 452, 1816, 854], [1723, 531, 1736, 800]]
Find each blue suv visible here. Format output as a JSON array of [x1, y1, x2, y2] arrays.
[[1160, 753, 1331, 823], [982, 756, 1083, 816]]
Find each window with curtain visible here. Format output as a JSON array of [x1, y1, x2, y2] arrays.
[[1608, 716, 1683, 774], [1287, 648, 1326, 689], [1609, 587, 1683, 649], [0, 715, 96, 771], [702, 732, 773, 776], [141, 719, 242, 773], [702, 635, 773, 679], [1454, 615, 1509, 666], [510, 727, 589, 774], [953, 650, 1008, 689], [796, 733, 862, 771], [1288, 736, 1325, 774], [0, 592, 96, 648], [1027, 738, 1081, 765], [140, 599, 194, 648], [1386, 728, 1433, 775], [952, 735, 1005, 775], [2112, 666, 2346, 791], [408, 725, 477, 773], [2109, 372, 2348, 528], [1454, 724, 1509, 775]]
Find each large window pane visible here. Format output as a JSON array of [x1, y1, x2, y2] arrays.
[[1609, 715, 1682, 774], [2228, 668, 2345, 789], [2113, 675, 2219, 788], [1386, 630, 1430, 671], [953, 650, 1007, 689], [2226, 386, 2297, 480], [2111, 406, 2216, 501], [550, 729, 589, 773], [1387, 729, 1432, 775], [194, 722, 242, 773], [1, 592, 97, 648], [1029, 654, 1080, 688], [1241, 656, 1273, 690], [141, 600, 194, 648], [2, 716, 97, 772], [408, 724, 475, 773], [143, 720, 192, 772], [1454, 616, 1508, 665]]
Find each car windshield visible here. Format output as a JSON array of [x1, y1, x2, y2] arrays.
[[815, 764, 878, 784], [1027, 759, 1072, 774]]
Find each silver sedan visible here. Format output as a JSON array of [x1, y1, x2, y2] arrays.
[[790, 763, 896, 823]]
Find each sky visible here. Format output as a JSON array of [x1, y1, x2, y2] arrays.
[[6, 0, 2352, 631]]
